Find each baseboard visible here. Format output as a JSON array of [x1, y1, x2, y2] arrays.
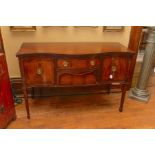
[[10, 77, 23, 96], [10, 77, 32, 98]]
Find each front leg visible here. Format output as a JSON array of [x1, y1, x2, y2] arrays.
[[119, 84, 127, 112], [23, 86, 30, 119]]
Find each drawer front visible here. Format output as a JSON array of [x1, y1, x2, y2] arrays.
[[57, 58, 99, 69], [102, 56, 130, 82], [22, 57, 54, 85], [58, 70, 97, 86]]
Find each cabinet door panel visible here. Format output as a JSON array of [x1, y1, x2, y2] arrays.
[[23, 57, 54, 85], [102, 56, 130, 82]]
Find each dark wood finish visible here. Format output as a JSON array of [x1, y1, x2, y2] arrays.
[[57, 58, 99, 69], [102, 56, 131, 81], [22, 57, 54, 86], [128, 26, 143, 52], [17, 42, 135, 119], [16, 42, 134, 56]]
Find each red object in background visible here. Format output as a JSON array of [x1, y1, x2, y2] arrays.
[[0, 53, 16, 128], [0, 28, 16, 128]]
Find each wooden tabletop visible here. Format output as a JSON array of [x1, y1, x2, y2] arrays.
[[16, 42, 134, 56]]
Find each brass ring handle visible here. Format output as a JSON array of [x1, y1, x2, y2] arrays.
[[63, 60, 69, 67], [112, 65, 117, 72], [90, 60, 95, 66], [36, 68, 43, 75]]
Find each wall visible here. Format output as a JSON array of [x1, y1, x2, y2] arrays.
[[1, 26, 131, 77]]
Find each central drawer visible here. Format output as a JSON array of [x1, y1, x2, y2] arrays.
[[57, 70, 97, 86], [57, 58, 99, 69], [56, 58, 99, 86]]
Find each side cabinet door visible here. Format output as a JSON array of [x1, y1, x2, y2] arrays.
[[102, 55, 132, 82], [22, 57, 54, 86]]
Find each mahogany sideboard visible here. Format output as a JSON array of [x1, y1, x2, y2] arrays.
[[16, 42, 135, 119]]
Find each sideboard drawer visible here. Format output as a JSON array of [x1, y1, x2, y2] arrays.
[[102, 56, 130, 82], [22, 57, 54, 85], [58, 70, 97, 86], [57, 58, 99, 69]]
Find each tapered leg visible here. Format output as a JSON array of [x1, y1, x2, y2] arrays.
[[23, 87, 30, 119], [107, 84, 111, 94], [119, 85, 126, 112]]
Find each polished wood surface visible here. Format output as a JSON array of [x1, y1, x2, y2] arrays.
[[128, 26, 143, 52], [17, 42, 134, 56], [102, 56, 131, 81], [22, 57, 54, 85], [7, 86, 155, 129]]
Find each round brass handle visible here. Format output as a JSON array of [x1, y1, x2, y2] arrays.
[[109, 65, 117, 79], [36, 68, 43, 75], [111, 65, 117, 72], [90, 60, 95, 66], [63, 60, 69, 67]]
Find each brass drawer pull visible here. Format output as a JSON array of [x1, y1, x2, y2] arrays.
[[109, 65, 117, 79], [36, 68, 43, 75], [90, 60, 95, 66], [36, 63, 43, 75], [112, 65, 117, 72], [63, 60, 69, 67]]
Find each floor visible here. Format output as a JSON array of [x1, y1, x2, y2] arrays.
[[7, 86, 155, 129]]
